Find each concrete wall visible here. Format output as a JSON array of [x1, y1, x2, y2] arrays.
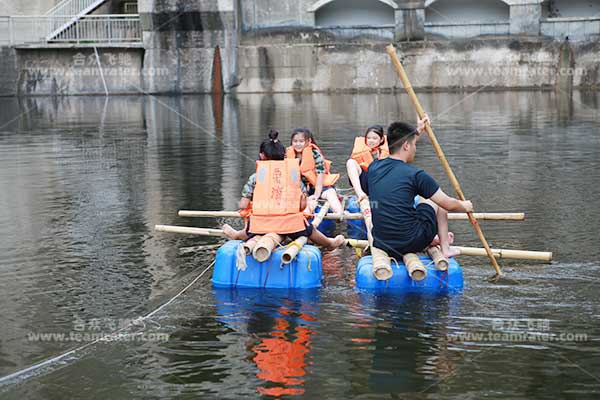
[[139, 0, 237, 94], [425, 0, 510, 23], [14, 47, 144, 95], [241, 0, 314, 30], [235, 38, 600, 92], [547, 0, 600, 17], [0, 0, 59, 15], [315, 0, 395, 27], [0, 46, 18, 96], [92, 0, 135, 15]]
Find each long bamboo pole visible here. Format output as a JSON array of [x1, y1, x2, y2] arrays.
[[386, 44, 502, 277], [454, 246, 552, 262], [155, 225, 226, 237], [345, 239, 552, 262], [178, 210, 524, 221]]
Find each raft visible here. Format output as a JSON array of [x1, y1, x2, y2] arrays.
[[355, 255, 464, 292], [212, 240, 323, 289]]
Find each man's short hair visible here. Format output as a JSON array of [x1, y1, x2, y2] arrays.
[[387, 122, 419, 153]]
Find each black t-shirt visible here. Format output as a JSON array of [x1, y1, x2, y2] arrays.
[[365, 157, 440, 251]]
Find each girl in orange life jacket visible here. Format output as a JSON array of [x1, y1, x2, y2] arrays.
[[222, 130, 345, 249], [286, 128, 345, 215], [346, 125, 388, 202]]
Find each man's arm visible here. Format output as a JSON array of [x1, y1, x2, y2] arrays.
[[430, 188, 473, 213]]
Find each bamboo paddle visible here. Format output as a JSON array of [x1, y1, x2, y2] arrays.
[[386, 44, 502, 278]]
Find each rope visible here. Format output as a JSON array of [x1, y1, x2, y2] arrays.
[[423, 258, 436, 269], [284, 240, 303, 251], [0, 260, 215, 388]]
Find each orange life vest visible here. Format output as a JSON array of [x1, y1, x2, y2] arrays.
[[285, 144, 340, 187], [248, 159, 307, 235], [350, 136, 389, 171]]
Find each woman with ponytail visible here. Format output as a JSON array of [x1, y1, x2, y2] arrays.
[[222, 130, 345, 249]]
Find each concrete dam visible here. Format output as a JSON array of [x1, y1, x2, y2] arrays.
[[0, 0, 599, 95]]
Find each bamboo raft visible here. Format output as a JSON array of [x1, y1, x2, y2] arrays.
[[153, 46, 554, 290]]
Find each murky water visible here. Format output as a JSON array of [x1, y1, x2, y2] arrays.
[[0, 91, 599, 399]]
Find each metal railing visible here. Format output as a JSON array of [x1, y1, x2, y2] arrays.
[[45, 0, 108, 39], [541, 17, 600, 41], [0, 15, 141, 46], [425, 21, 510, 38], [53, 15, 141, 43], [46, 0, 106, 17]]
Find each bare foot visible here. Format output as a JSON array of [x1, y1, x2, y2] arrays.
[[329, 235, 346, 249], [442, 246, 461, 258], [222, 224, 238, 240], [448, 232, 455, 245]]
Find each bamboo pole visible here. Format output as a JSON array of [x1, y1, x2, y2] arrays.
[[154, 225, 226, 237], [386, 44, 502, 278], [281, 237, 307, 264], [281, 202, 330, 264], [179, 210, 244, 218], [403, 253, 427, 281], [427, 246, 449, 271], [345, 239, 552, 262], [447, 213, 524, 221], [360, 198, 393, 281], [455, 246, 552, 262], [178, 210, 524, 221], [253, 233, 283, 262], [325, 212, 524, 221], [243, 235, 262, 255]]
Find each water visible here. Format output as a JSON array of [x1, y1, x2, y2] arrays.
[[0, 91, 599, 399]]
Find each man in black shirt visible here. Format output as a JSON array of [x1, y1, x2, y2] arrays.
[[365, 119, 473, 260]]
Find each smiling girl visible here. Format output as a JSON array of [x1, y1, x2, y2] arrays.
[[285, 128, 344, 214]]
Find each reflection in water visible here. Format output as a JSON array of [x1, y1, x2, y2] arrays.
[[252, 310, 313, 396], [354, 292, 462, 394], [214, 289, 318, 397]]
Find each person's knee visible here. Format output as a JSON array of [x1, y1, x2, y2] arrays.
[[346, 158, 358, 170], [322, 188, 336, 199], [422, 198, 438, 212]]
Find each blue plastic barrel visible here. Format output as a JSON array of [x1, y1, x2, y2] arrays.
[[212, 240, 323, 289], [346, 195, 367, 239], [355, 255, 463, 292]]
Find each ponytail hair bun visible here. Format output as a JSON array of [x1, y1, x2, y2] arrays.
[[268, 129, 279, 143]]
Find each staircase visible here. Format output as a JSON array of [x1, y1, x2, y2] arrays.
[[45, 0, 108, 41]]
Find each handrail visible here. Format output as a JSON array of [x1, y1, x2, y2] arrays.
[[45, 0, 104, 17], [0, 15, 141, 45]]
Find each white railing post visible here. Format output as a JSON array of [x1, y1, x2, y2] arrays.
[[9, 17, 14, 46]]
